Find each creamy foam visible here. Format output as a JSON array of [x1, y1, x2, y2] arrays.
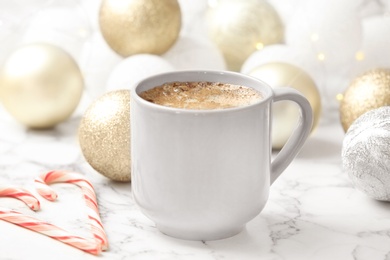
[[139, 81, 263, 110]]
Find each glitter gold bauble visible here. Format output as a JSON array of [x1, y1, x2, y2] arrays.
[[99, 0, 181, 57], [207, 0, 284, 71], [342, 106, 390, 201], [79, 90, 131, 182], [249, 62, 321, 149], [339, 68, 390, 132], [0, 43, 83, 129]]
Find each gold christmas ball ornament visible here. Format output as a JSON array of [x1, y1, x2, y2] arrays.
[[0, 43, 83, 129], [207, 0, 284, 71], [339, 68, 390, 132], [342, 106, 390, 201], [79, 90, 131, 182], [99, 0, 181, 57], [249, 62, 321, 149]]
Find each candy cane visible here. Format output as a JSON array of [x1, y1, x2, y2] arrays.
[[34, 170, 108, 251], [0, 187, 101, 255], [0, 186, 40, 211]]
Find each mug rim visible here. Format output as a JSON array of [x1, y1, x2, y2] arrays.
[[131, 70, 273, 114]]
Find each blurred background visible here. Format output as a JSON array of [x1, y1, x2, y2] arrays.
[[0, 0, 389, 130]]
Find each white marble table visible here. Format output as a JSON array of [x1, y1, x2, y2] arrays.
[[1, 100, 390, 260]]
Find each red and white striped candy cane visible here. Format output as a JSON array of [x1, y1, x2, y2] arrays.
[[34, 170, 108, 251], [0, 186, 40, 211], [0, 187, 101, 255]]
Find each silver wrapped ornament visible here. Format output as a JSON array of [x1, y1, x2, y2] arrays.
[[342, 106, 390, 201]]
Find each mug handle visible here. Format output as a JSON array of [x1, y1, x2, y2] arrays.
[[270, 88, 313, 184]]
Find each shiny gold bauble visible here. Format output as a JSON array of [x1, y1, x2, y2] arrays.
[[249, 62, 321, 149], [340, 68, 390, 132], [99, 0, 181, 57], [79, 90, 131, 182], [0, 43, 83, 129], [207, 0, 284, 71]]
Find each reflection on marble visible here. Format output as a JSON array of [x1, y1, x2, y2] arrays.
[[1, 100, 390, 260]]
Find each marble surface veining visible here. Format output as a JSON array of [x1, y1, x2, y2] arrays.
[[1, 97, 390, 260], [0, 0, 389, 259]]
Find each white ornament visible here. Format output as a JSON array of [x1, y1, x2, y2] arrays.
[[20, 2, 92, 63], [352, 15, 390, 76], [266, 0, 306, 25], [80, 32, 123, 100], [106, 54, 175, 91], [177, 0, 209, 36], [79, 0, 102, 31], [0, 1, 45, 64], [285, 0, 363, 111], [162, 34, 226, 70], [285, 0, 362, 68], [342, 106, 390, 201]]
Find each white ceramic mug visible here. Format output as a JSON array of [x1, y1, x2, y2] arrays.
[[131, 70, 313, 241]]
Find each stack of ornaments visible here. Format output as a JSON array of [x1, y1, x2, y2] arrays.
[[0, 0, 389, 199], [341, 70, 390, 201], [302, 0, 390, 201]]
